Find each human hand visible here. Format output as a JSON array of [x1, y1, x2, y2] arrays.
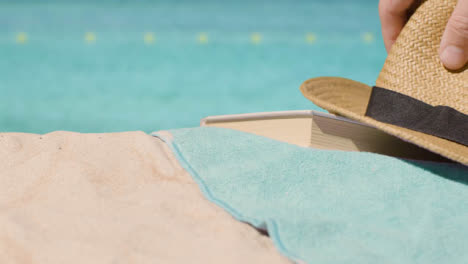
[[379, 0, 468, 70]]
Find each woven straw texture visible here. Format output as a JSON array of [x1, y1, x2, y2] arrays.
[[376, 0, 467, 114], [300, 0, 467, 164]]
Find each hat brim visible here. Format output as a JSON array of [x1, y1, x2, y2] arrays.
[[300, 77, 468, 164]]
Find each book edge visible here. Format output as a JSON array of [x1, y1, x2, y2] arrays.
[[200, 110, 373, 128]]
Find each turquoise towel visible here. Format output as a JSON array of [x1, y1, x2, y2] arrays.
[[154, 127, 468, 264]]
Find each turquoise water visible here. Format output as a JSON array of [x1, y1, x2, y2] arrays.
[[0, 0, 386, 133]]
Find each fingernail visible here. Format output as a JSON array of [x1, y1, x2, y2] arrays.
[[440, 45, 466, 70]]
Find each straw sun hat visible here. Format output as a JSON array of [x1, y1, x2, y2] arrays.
[[301, 0, 467, 164]]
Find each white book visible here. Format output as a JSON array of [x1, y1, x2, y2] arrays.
[[201, 110, 446, 162]]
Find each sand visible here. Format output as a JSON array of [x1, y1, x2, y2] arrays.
[[0, 131, 289, 264]]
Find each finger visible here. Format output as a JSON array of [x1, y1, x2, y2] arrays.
[[379, 0, 417, 52], [439, 0, 468, 70]]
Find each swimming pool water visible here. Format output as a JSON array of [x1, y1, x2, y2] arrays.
[[0, 0, 386, 133]]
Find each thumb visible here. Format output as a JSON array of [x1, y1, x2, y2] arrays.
[[439, 0, 468, 70]]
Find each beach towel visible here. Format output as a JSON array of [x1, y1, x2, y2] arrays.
[[154, 127, 468, 264]]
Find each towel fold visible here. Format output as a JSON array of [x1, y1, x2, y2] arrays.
[[155, 127, 468, 264]]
